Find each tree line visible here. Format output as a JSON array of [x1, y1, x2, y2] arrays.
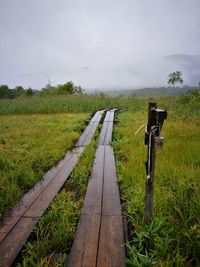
[[0, 81, 83, 99]]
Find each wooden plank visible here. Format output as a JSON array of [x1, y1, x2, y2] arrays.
[[0, 147, 83, 267], [102, 146, 122, 216], [103, 122, 113, 145], [98, 121, 108, 145], [76, 110, 104, 147], [97, 215, 125, 267], [82, 145, 105, 215], [99, 122, 113, 145], [104, 111, 111, 122], [24, 147, 83, 217], [67, 214, 101, 267], [0, 217, 38, 267], [0, 150, 76, 243], [97, 145, 125, 266], [75, 121, 94, 147], [90, 110, 104, 123], [82, 121, 99, 146]]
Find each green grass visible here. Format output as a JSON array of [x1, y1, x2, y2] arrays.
[[1, 93, 199, 266], [0, 95, 141, 115], [16, 139, 97, 267], [113, 98, 200, 266], [0, 113, 88, 220]]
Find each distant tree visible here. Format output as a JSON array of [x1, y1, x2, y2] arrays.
[[57, 81, 75, 95], [0, 85, 10, 98], [168, 71, 183, 87], [25, 87, 34, 97], [14, 86, 25, 97]]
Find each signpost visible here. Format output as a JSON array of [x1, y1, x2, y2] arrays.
[[144, 102, 167, 224]]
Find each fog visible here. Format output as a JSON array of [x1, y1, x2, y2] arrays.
[[0, 0, 200, 90]]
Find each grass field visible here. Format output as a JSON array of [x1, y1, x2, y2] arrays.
[[0, 95, 140, 115], [0, 113, 88, 220], [0, 93, 200, 266], [113, 95, 200, 266]]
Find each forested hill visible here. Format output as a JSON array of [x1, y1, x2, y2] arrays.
[[104, 86, 194, 97]]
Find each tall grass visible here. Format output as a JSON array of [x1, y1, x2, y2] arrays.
[[0, 95, 141, 115], [113, 97, 200, 266]]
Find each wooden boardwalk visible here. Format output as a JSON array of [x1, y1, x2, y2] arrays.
[[68, 109, 125, 267], [0, 110, 104, 267]]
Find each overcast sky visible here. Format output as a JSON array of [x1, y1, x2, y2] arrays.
[[0, 0, 200, 90]]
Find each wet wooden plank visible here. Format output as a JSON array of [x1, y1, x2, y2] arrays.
[[102, 146, 122, 216], [0, 150, 76, 242], [76, 110, 104, 147], [90, 110, 105, 123], [96, 146, 125, 266], [103, 122, 113, 145], [0, 147, 83, 267], [24, 147, 83, 217], [82, 145, 104, 215], [82, 121, 99, 146], [0, 217, 38, 267], [75, 121, 94, 147], [104, 111, 111, 122], [67, 214, 101, 267], [97, 215, 125, 267], [98, 121, 108, 145]]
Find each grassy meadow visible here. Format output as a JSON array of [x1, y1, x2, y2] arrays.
[[113, 94, 200, 266], [0, 93, 199, 266], [0, 94, 137, 115]]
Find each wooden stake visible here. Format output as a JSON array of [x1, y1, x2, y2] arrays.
[[145, 102, 156, 224]]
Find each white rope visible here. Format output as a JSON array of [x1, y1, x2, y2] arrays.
[[135, 123, 147, 135]]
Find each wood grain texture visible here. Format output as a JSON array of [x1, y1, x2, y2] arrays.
[[67, 214, 101, 267], [82, 146, 104, 215], [0, 218, 38, 267], [97, 215, 125, 267], [102, 146, 122, 216]]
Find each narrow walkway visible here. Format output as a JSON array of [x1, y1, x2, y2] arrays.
[[0, 110, 104, 267], [68, 109, 125, 267]]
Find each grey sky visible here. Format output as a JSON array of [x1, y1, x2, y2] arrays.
[[0, 0, 200, 90]]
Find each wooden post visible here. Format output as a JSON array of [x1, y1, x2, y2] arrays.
[[145, 102, 156, 224]]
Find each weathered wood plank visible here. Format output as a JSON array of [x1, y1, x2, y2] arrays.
[[97, 215, 125, 267], [103, 122, 113, 145], [75, 121, 94, 147], [90, 110, 104, 123], [0, 150, 76, 242], [98, 121, 108, 145], [104, 111, 111, 122], [82, 145, 104, 215], [24, 147, 83, 217], [102, 146, 122, 216], [76, 110, 104, 147], [82, 121, 99, 146], [97, 145, 125, 266], [0, 217, 38, 267], [67, 214, 101, 267]]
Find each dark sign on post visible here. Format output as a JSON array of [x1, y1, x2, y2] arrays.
[[144, 102, 167, 224]]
